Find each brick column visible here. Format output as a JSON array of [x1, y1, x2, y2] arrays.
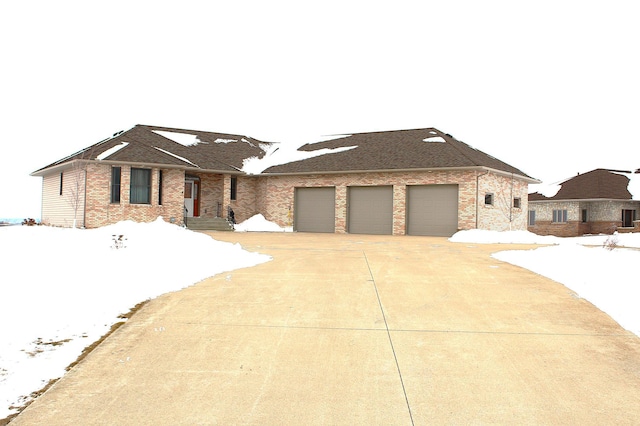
[[393, 184, 406, 235], [222, 174, 231, 219], [335, 185, 347, 233]]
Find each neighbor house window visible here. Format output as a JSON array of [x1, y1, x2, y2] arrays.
[[230, 176, 237, 201], [59, 172, 64, 195], [158, 170, 163, 205], [513, 197, 521, 209], [528, 210, 536, 226], [111, 167, 121, 204], [484, 193, 494, 205], [130, 168, 151, 204], [552, 209, 568, 223], [581, 209, 588, 223]]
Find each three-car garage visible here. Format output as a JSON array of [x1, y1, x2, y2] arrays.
[[294, 184, 459, 236]]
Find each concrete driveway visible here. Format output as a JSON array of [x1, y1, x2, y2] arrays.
[[12, 233, 640, 425]]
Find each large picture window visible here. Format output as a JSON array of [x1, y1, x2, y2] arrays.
[[130, 168, 151, 204]]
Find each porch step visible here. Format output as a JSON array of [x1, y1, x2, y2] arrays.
[[186, 217, 234, 231]]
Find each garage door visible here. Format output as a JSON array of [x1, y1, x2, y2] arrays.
[[348, 186, 393, 235], [294, 187, 335, 233], [407, 184, 458, 236]]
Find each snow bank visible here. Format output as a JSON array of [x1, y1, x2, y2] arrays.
[[234, 214, 292, 232], [0, 218, 270, 419], [450, 229, 640, 337], [449, 229, 561, 245]]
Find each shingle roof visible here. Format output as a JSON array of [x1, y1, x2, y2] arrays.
[[32, 125, 272, 174], [262, 128, 534, 178], [529, 169, 634, 201]]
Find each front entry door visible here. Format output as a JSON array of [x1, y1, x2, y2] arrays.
[[184, 180, 199, 217]]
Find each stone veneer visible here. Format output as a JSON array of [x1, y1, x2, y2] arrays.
[[528, 199, 640, 237]]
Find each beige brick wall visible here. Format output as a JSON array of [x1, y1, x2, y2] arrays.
[[477, 172, 529, 231], [528, 200, 640, 236], [84, 164, 184, 228], [256, 170, 529, 235], [51, 164, 530, 234]]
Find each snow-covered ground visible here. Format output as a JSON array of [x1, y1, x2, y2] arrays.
[[0, 218, 271, 419], [1, 217, 639, 419], [451, 229, 640, 337]]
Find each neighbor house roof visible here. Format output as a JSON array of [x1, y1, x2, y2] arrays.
[[262, 128, 535, 180], [32, 124, 273, 176], [529, 168, 638, 201]]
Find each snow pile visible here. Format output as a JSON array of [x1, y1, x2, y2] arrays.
[[450, 229, 640, 337], [234, 214, 293, 232], [0, 218, 270, 419], [449, 229, 561, 245]]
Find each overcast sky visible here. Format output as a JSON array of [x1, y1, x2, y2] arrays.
[[1, 1, 638, 219]]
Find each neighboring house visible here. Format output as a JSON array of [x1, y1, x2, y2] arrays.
[[528, 168, 640, 237], [31, 124, 537, 236]]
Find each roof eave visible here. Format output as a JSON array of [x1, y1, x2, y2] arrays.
[[529, 197, 638, 203], [260, 165, 540, 182], [31, 159, 244, 177]]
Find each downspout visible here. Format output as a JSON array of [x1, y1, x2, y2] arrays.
[[83, 168, 87, 228], [476, 170, 490, 229]]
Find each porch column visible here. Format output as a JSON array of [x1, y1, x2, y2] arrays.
[[222, 174, 231, 219]]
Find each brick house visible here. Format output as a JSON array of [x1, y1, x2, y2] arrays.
[[32, 124, 537, 236], [528, 168, 640, 237]]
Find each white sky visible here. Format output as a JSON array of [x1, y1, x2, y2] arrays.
[[1, 1, 639, 218]]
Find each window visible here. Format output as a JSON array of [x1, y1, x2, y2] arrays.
[[111, 167, 121, 203], [581, 209, 588, 223], [622, 209, 636, 227], [59, 172, 64, 195], [130, 168, 151, 204], [230, 176, 237, 201], [513, 197, 521, 209], [552, 209, 568, 223], [158, 170, 163, 205], [528, 210, 536, 226], [484, 193, 494, 205]]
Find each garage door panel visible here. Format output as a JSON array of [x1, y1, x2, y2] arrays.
[[295, 187, 335, 233], [407, 185, 458, 236], [348, 186, 393, 235]]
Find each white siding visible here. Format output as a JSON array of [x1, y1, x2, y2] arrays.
[[41, 168, 86, 227]]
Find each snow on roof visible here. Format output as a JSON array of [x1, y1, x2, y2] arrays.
[[423, 136, 446, 143], [153, 147, 199, 167], [214, 138, 236, 143], [152, 130, 203, 146], [241, 135, 357, 175], [96, 142, 129, 160], [612, 171, 640, 200], [528, 181, 562, 197]]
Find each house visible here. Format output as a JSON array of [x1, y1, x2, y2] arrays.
[[31, 124, 537, 236], [528, 168, 640, 237]]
